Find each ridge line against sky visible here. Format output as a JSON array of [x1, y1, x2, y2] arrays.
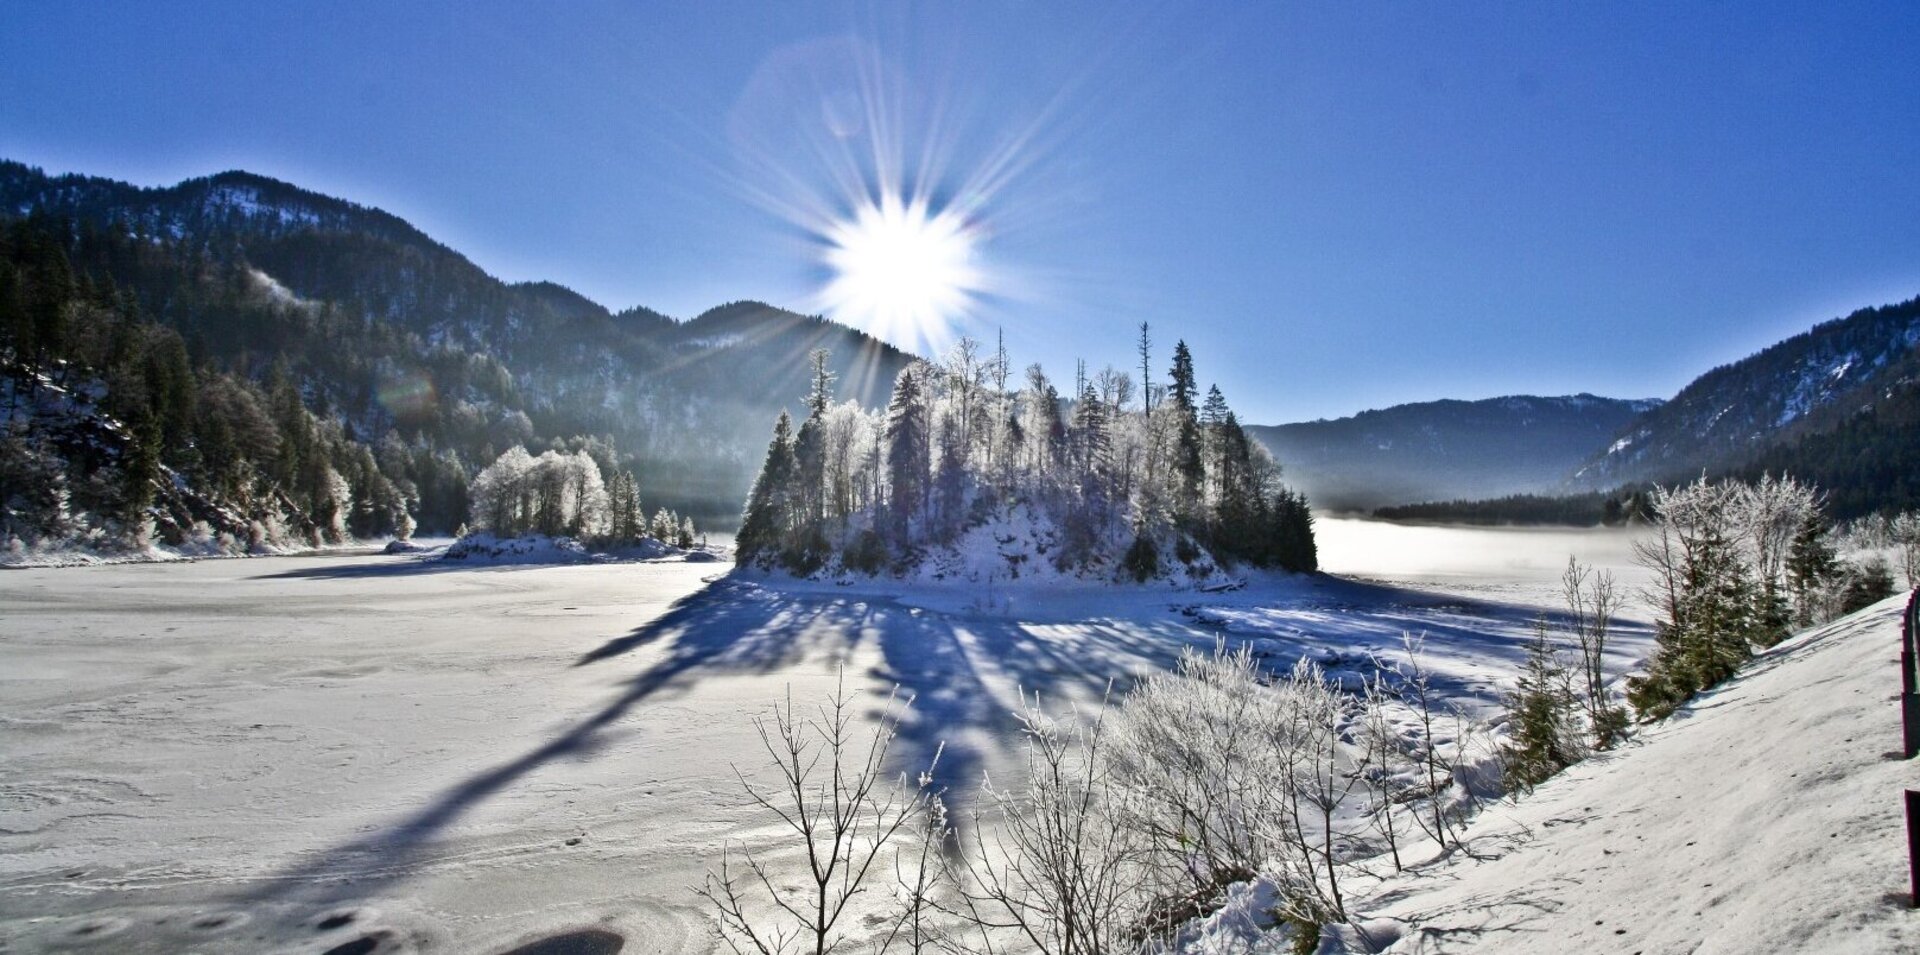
[[4, 1, 1918, 423]]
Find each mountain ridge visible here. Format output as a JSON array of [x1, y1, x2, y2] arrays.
[[1570, 295, 1920, 492], [1249, 393, 1662, 510], [0, 159, 918, 531]]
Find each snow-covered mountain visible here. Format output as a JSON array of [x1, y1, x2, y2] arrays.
[[1572, 296, 1920, 495], [1247, 394, 1662, 510]]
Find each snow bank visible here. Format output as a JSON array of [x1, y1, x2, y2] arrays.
[[750, 499, 1240, 591], [1332, 593, 1920, 953], [443, 532, 593, 563], [0, 532, 307, 568]]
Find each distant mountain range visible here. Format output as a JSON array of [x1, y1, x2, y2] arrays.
[[1247, 395, 1662, 511], [6, 158, 1915, 538], [1253, 296, 1920, 519], [0, 161, 915, 522]]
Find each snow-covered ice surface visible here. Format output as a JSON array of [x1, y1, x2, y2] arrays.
[[9, 517, 1886, 954], [1327, 593, 1920, 954]]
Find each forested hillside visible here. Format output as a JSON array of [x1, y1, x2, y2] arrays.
[[1573, 295, 1920, 495], [0, 161, 917, 555], [1248, 394, 1659, 511], [1, 217, 417, 552]]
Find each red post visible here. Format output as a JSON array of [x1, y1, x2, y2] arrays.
[[1906, 592, 1920, 758], [1908, 791, 1920, 908]]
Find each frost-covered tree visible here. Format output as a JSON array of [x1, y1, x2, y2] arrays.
[[733, 338, 1316, 580], [1734, 474, 1822, 644], [466, 446, 611, 539], [1628, 477, 1760, 720], [1891, 511, 1920, 589], [606, 468, 645, 543]]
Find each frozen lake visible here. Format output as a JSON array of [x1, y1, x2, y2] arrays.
[[0, 521, 1655, 954], [1315, 515, 1654, 602]]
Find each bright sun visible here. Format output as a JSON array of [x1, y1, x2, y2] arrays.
[[818, 194, 980, 350]]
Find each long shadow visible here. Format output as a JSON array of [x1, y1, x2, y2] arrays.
[[236, 572, 1210, 911], [1199, 573, 1660, 706], [249, 554, 717, 581], [236, 567, 1590, 912], [233, 576, 836, 909]]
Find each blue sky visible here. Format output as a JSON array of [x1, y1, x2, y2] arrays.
[[4, 2, 1918, 422]]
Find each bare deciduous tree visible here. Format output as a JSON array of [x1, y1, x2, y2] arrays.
[[699, 676, 932, 955], [951, 690, 1155, 955], [1560, 557, 1624, 747]]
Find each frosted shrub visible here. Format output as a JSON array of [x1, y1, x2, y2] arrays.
[[705, 643, 1507, 952], [1110, 643, 1291, 911], [952, 691, 1159, 954], [1109, 644, 1370, 930]]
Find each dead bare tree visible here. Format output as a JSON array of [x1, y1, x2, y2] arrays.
[[1399, 633, 1463, 853], [950, 689, 1155, 955], [1277, 658, 1356, 921], [699, 675, 932, 955], [1356, 670, 1411, 873], [1560, 557, 1625, 747]]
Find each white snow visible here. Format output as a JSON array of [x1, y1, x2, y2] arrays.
[[1329, 593, 1920, 953], [0, 520, 1904, 953], [440, 532, 716, 564]]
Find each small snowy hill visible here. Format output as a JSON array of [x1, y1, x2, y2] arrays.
[[1343, 594, 1920, 953]]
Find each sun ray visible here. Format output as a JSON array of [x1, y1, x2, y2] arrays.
[[814, 192, 981, 354]]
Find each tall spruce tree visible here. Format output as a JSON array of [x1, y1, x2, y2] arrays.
[[1786, 510, 1838, 627], [885, 365, 930, 544], [1628, 481, 1759, 719], [1169, 341, 1203, 513], [737, 411, 797, 564], [1503, 619, 1582, 793], [794, 348, 836, 526]]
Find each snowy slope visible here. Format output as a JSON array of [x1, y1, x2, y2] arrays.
[[1339, 593, 1920, 954]]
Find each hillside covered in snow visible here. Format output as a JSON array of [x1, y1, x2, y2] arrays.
[[1323, 593, 1920, 953]]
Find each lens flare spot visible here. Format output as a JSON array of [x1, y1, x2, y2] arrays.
[[377, 372, 437, 420]]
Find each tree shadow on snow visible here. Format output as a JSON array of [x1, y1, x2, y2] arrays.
[[233, 571, 1206, 912], [246, 555, 688, 580]]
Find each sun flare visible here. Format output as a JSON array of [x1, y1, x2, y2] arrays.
[[818, 194, 981, 351]]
